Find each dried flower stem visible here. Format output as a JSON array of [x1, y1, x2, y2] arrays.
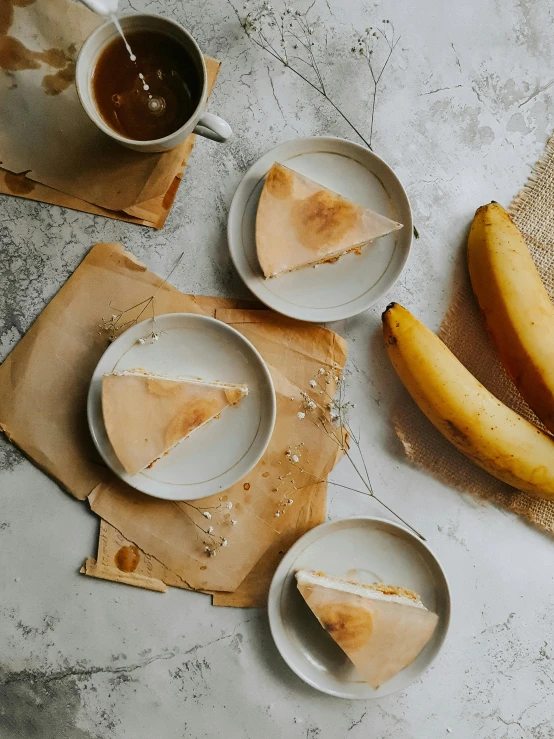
[[296, 367, 425, 541], [100, 252, 185, 342], [357, 22, 400, 148], [174, 498, 236, 556], [238, 1, 399, 150]]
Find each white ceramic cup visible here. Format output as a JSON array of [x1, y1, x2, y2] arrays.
[[75, 14, 232, 153]]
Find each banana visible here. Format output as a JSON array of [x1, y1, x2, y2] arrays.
[[468, 201, 554, 433], [382, 302, 554, 500]]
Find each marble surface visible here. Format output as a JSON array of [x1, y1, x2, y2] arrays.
[[2, 0, 554, 736]]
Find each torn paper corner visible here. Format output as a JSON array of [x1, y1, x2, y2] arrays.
[[80, 557, 167, 593], [88, 483, 103, 508]]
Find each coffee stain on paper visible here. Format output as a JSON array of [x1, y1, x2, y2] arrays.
[[42, 60, 75, 95], [0, 0, 36, 37], [0, 36, 41, 71], [4, 169, 35, 195], [0, 1, 76, 94], [0, 6, 14, 37], [0, 36, 74, 78], [40, 46, 72, 67], [114, 544, 141, 573]]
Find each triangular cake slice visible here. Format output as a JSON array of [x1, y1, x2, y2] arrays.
[[256, 162, 403, 278], [296, 569, 438, 689], [102, 369, 248, 476]]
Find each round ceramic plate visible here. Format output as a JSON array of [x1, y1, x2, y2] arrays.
[[268, 517, 450, 699], [87, 313, 276, 500], [228, 137, 412, 322]]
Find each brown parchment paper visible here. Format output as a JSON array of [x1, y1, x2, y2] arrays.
[[86, 309, 348, 604], [0, 242, 347, 597], [0, 242, 245, 500], [393, 130, 554, 534], [80, 556, 168, 593], [211, 481, 329, 607], [88, 314, 348, 593], [90, 480, 327, 607], [0, 0, 220, 226], [88, 519, 192, 591]]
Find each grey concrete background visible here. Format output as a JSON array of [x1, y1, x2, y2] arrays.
[[2, 0, 554, 736]]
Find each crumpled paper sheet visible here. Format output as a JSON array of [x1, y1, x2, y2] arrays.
[[87, 308, 348, 604], [87, 317, 347, 593], [0, 0, 220, 228], [86, 481, 327, 607], [0, 242, 348, 602], [211, 479, 330, 607], [80, 554, 168, 593], [0, 242, 246, 500], [88, 519, 194, 592]]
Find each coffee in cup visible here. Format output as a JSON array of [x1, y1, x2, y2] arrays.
[[93, 29, 202, 142], [76, 14, 232, 153]]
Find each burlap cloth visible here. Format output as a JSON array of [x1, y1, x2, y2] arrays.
[[394, 131, 554, 533]]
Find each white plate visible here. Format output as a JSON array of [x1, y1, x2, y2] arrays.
[[228, 137, 412, 322], [268, 517, 450, 699], [87, 313, 276, 500]]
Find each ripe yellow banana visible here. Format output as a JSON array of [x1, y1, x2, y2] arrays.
[[382, 302, 554, 500], [468, 201, 554, 433]]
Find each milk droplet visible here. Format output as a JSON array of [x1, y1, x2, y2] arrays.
[[147, 96, 166, 116]]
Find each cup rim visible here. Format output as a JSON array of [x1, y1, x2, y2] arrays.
[[75, 12, 208, 148]]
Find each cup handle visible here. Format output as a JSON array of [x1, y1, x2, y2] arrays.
[[193, 113, 232, 143]]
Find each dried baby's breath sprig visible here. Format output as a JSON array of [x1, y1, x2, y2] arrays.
[[173, 498, 239, 557], [351, 21, 399, 148], [293, 365, 425, 540], [236, 1, 399, 150], [271, 458, 301, 517], [99, 252, 184, 343], [137, 329, 161, 345], [274, 495, 295, 517]]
